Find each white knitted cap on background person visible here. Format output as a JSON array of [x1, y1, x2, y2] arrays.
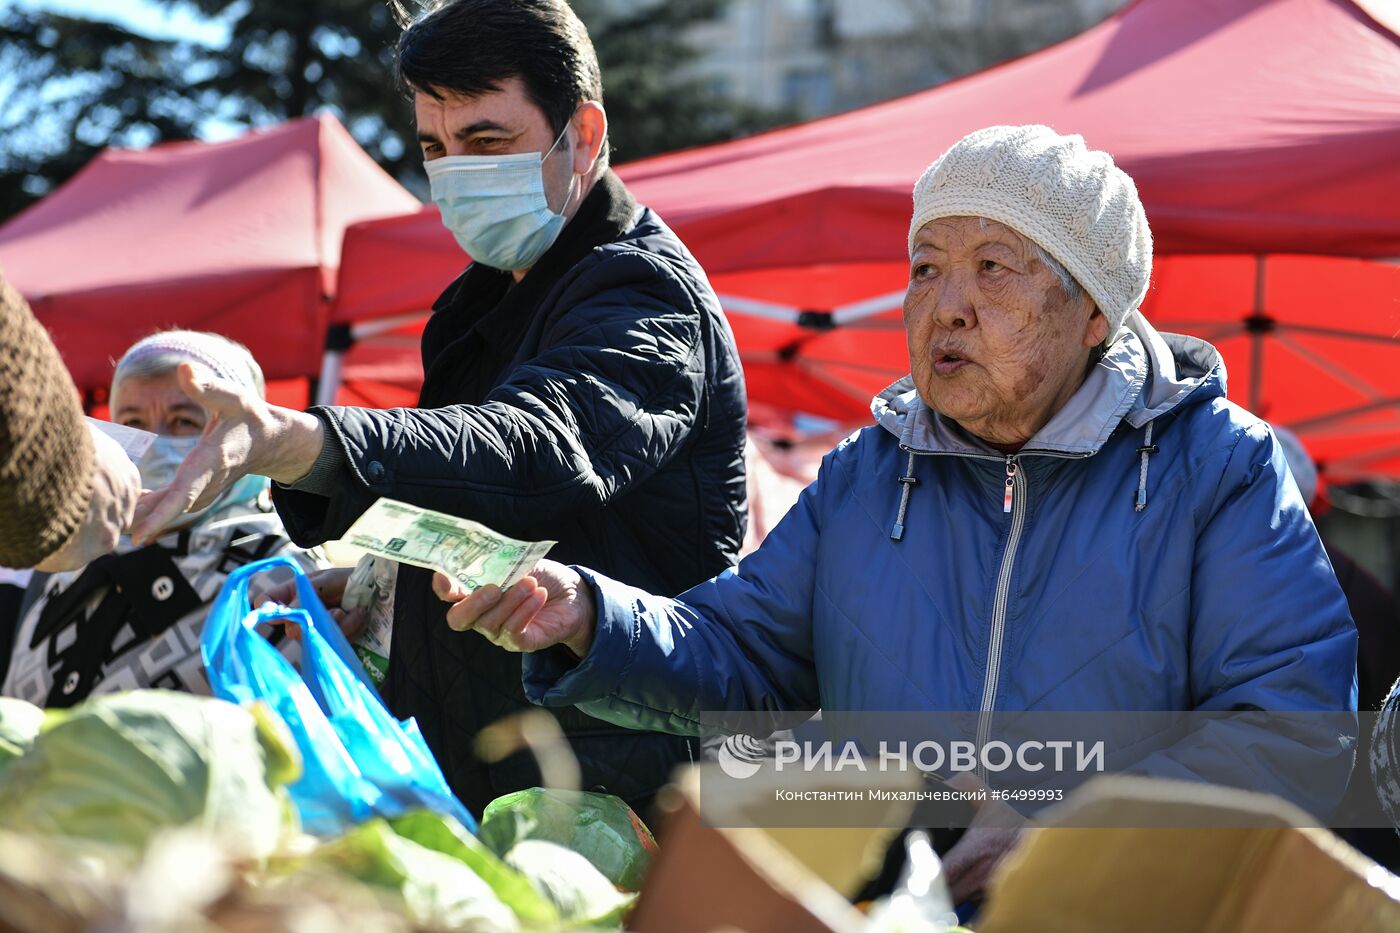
[[113, 330, 266, 398], [908, 124, 1153, 335]]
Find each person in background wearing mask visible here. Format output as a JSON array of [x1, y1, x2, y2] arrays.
[[0, 331, 327, 706], [130, 0, 748, 816]]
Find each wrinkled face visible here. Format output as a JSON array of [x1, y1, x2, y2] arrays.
[[110, 371, 206, 437], [414, 76, 577, 214], [904, 216, 1108, 447]]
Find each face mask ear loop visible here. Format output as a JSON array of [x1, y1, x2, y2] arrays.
[[543, 118, 580, 216], [543, 120, 571, 162]]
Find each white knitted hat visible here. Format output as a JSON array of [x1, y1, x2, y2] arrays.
[[114, 330, 266, 398], [908, 124, 1153, 335]]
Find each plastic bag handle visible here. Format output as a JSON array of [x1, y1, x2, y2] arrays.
[[221, 554, 325, 622], [208, 555, 384, 702], [203, 556, 309, 703]]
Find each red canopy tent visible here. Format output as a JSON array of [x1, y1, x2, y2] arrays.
[[313, 208, 465, 409], [0, 114, 421, 407], [324, 0, 1400, 478]]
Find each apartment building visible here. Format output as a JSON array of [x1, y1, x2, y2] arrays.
[[677, 0, 1127, 118]]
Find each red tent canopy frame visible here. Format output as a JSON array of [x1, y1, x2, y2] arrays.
[[324, 0, 1400, 479], [0, 114, 421, 402]]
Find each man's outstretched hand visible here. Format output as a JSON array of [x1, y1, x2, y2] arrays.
[[433, 559, 596, 658], [131, 363, 324, 544]]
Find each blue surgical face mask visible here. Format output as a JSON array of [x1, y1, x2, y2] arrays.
[[137, 435, 268, 529], [424, 124, 576, 272]]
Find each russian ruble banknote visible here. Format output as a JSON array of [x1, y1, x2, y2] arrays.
[[340, 498, 555, 595], [342, 553, 396, 685]]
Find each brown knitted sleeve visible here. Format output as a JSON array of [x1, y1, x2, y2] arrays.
[[0, 274, 94, 567]]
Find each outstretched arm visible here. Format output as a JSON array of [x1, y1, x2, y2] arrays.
[[435, 461, 835, 737]]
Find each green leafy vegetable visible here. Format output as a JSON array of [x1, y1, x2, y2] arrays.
[[388, 810, 558, 925], [479, 788, 658, 891], [311, 818, 519, 932], [503, 839, 636, 928], [0, 697, 44, 776], [0, 691, 298, 858]]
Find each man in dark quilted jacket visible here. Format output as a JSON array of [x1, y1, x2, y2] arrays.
[[132, 0, 748, 816]]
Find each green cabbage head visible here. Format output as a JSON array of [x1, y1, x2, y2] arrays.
[[504, 839, 635, 927], [479, 787, 658, 891], [0, 690, 299, 858]]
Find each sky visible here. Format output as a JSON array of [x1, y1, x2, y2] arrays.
[[5, 0, 231, 45], [3, 0, 251, 144]]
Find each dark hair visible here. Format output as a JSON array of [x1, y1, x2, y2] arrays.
[[394, 0, 607, 164]]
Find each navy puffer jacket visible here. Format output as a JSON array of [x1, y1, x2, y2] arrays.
[[274, 172, 748, 815]]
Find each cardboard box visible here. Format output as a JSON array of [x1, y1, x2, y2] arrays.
[[977, 775, 1400, 933], [633, 768, 1400, 933], [629, 765, 922, 932]]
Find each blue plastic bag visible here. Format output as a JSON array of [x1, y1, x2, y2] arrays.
[[202, 555, 478, 834]]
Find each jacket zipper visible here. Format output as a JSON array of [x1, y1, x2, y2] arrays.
[[977, 454, 1026, 782], [900, 443, 1066, 782]]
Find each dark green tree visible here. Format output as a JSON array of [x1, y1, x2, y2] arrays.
[[0, 8, 198, 218], [0, 0, 787, 222], [0, 1, 412, 219], [166, 0, 410, 169], [571, 0, 789, 164]]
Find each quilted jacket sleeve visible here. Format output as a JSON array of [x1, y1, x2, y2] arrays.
[[520, 450, 833, 737], [1128, 422, 1358, 817], [273, 250, 705, 544]]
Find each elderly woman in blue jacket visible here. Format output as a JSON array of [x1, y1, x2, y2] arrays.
[[436, 125, 1357, 895]]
